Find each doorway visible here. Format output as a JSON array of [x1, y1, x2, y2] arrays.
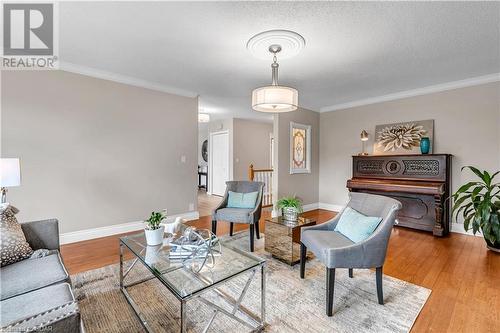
[[209, 130, 230, 196]]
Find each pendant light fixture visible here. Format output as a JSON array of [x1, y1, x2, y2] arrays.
[[248, 30, 304, 113]]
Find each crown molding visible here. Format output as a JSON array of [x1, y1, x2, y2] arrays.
[[59, 61, 199, 98], [320, 73, 500, 112]]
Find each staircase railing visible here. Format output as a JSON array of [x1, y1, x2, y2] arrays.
[[248, 164, 273, 208]]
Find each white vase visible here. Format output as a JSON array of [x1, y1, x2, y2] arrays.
[[144, 225, 165, 246]]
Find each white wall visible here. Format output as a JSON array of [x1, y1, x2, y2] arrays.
[[319, 82, 500, 225], [1, 71, 198, 234], [274, 108, 320, 206], [233, 118, 273, 181]]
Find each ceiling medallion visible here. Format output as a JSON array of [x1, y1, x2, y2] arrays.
[[248, 30, 305, 113]]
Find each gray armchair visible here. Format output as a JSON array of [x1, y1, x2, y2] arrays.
[[300, 192, 402, 316], [212, 181, 264, 252]]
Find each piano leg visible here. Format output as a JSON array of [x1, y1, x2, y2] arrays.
[[433, 194, 444, 236]]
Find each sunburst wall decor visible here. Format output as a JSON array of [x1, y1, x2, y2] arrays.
[[374, 120, 434, 155]]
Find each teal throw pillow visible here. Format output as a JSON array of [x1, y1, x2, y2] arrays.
[[334, 207, 382, 243], [227, 191, 259, 209]]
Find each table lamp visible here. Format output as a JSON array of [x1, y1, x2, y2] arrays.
[[0, 158, 21, 203], [359, 130, 369, 156]]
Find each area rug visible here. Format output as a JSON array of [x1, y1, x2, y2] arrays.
[[72, 232, 430, 333]]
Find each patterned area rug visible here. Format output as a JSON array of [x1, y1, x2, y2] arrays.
[[72, 232, 430, 333]]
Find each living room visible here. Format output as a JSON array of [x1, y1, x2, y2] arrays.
[[1, 2, 499, 333]]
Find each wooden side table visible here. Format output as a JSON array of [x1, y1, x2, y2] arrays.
[[264, 216, 316, 265]]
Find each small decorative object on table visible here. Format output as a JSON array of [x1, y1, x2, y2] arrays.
[[277, 196, 303, 222], [170, 227, 221, 272], [452, 166, 500, 252], [144, 211, 165, 246], [420, 137, 430, 154], [358, 130, 369, 156]]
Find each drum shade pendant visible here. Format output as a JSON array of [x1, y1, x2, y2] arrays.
[[252, 45, 298, 113]]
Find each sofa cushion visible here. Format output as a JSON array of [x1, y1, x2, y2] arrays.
[[1, 282, 80, 333], [215, 208, 253, 223], [1, 204, 33, 267], [0, 252, 69, 300]]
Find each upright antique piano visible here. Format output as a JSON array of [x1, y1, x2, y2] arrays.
[[347, 154, 452, 236]]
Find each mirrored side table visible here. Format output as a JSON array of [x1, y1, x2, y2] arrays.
[[264, 216, 316, 265]]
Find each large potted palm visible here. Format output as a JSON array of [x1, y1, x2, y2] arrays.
[[452, 166, 500, 252]]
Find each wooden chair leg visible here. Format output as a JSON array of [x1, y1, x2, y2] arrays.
[[229, 222, 234, 236], [326, 268, 335, 316], [249, 224, 255, 252], [255, 221, 260, 239], [300, 243, 307, 279], [211, 220, 217, 235], [376, 266, 384, 305], [348, 268, 353, 278]]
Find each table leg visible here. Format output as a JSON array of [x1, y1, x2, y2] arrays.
[[119, 242, 124, 288], [261, 263, 266, 324], [180, 300, 186, 333]]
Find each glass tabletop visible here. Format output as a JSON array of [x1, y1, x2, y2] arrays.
[[120, 231, 265, 300]]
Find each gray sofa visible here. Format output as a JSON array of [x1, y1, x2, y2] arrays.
[[0, 219, 82, 332]]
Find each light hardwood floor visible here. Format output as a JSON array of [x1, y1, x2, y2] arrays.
[[197, 190, 222, 217], [60, 209, 500, 332]]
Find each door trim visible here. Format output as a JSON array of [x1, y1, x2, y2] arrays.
[[208, 130, 229, 196]]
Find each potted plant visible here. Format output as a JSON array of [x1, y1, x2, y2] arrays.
[[277, 196, 303, 222], [144, 211, 166, 246], [452, 166, 500, 252]]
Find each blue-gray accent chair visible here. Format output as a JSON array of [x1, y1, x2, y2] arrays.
[[300, 192, 402, 316], [212, 181, 265, 252]]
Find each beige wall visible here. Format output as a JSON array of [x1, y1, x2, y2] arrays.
[[233, 118, 273, 181], [274, 108, 320, 206], [1, 71, 198, 233], [319, 82, 500, 216]]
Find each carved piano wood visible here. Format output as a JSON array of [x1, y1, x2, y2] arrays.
[[347, 154, 452, 236]]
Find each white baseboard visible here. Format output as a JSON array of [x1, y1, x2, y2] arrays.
[[318, 202, 345, 212], [450, 223, 483, 237], [302, 202, 319, 212], [60, 211, 200, 244]]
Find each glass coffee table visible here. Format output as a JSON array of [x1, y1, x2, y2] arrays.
[[264, 216, 316, 265], [119, 231, 266, 332]]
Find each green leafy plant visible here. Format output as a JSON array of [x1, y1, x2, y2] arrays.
[[452, 166, 500, 248], [145, 211, 165, 230], [277, 196, 303, 213]]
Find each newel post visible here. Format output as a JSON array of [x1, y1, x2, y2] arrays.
[[248, 164, 254, 181]]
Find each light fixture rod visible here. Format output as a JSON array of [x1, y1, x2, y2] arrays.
[[269, 44, 282, 86]]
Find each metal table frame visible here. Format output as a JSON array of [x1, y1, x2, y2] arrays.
[[119, 239, 266, 333]]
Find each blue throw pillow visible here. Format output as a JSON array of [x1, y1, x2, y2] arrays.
[[227, 191, 259, 209], [334, 207, 382, 243]]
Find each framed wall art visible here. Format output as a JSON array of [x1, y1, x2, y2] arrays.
[[374, 119, 434, 155], [290, 122, 311, 174]]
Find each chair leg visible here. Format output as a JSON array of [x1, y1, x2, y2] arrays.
[[300, 243, 307, 279], [255, 221, 260, 239], [348, 268, 353, 278], [211, 220, 217, 235], [326, 268, 335, 316], [376, 266, 384, 305], [249, 224, 255, 252], [229, 222, 234, 236]]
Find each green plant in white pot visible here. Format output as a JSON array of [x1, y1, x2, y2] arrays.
[[144, 211, 166, 246], [277, 196, 303, 222], [452, 166, 500, 252]]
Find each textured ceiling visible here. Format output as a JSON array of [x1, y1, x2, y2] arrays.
[[59, 2, 500, 121]]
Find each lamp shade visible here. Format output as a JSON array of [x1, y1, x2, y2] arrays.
[[0, 158, 21, 187], [252, 86, 298, 113]]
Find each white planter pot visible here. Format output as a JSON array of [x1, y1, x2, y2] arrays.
[[145, 244, 162, 265], [144, 225, 165, 246]]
